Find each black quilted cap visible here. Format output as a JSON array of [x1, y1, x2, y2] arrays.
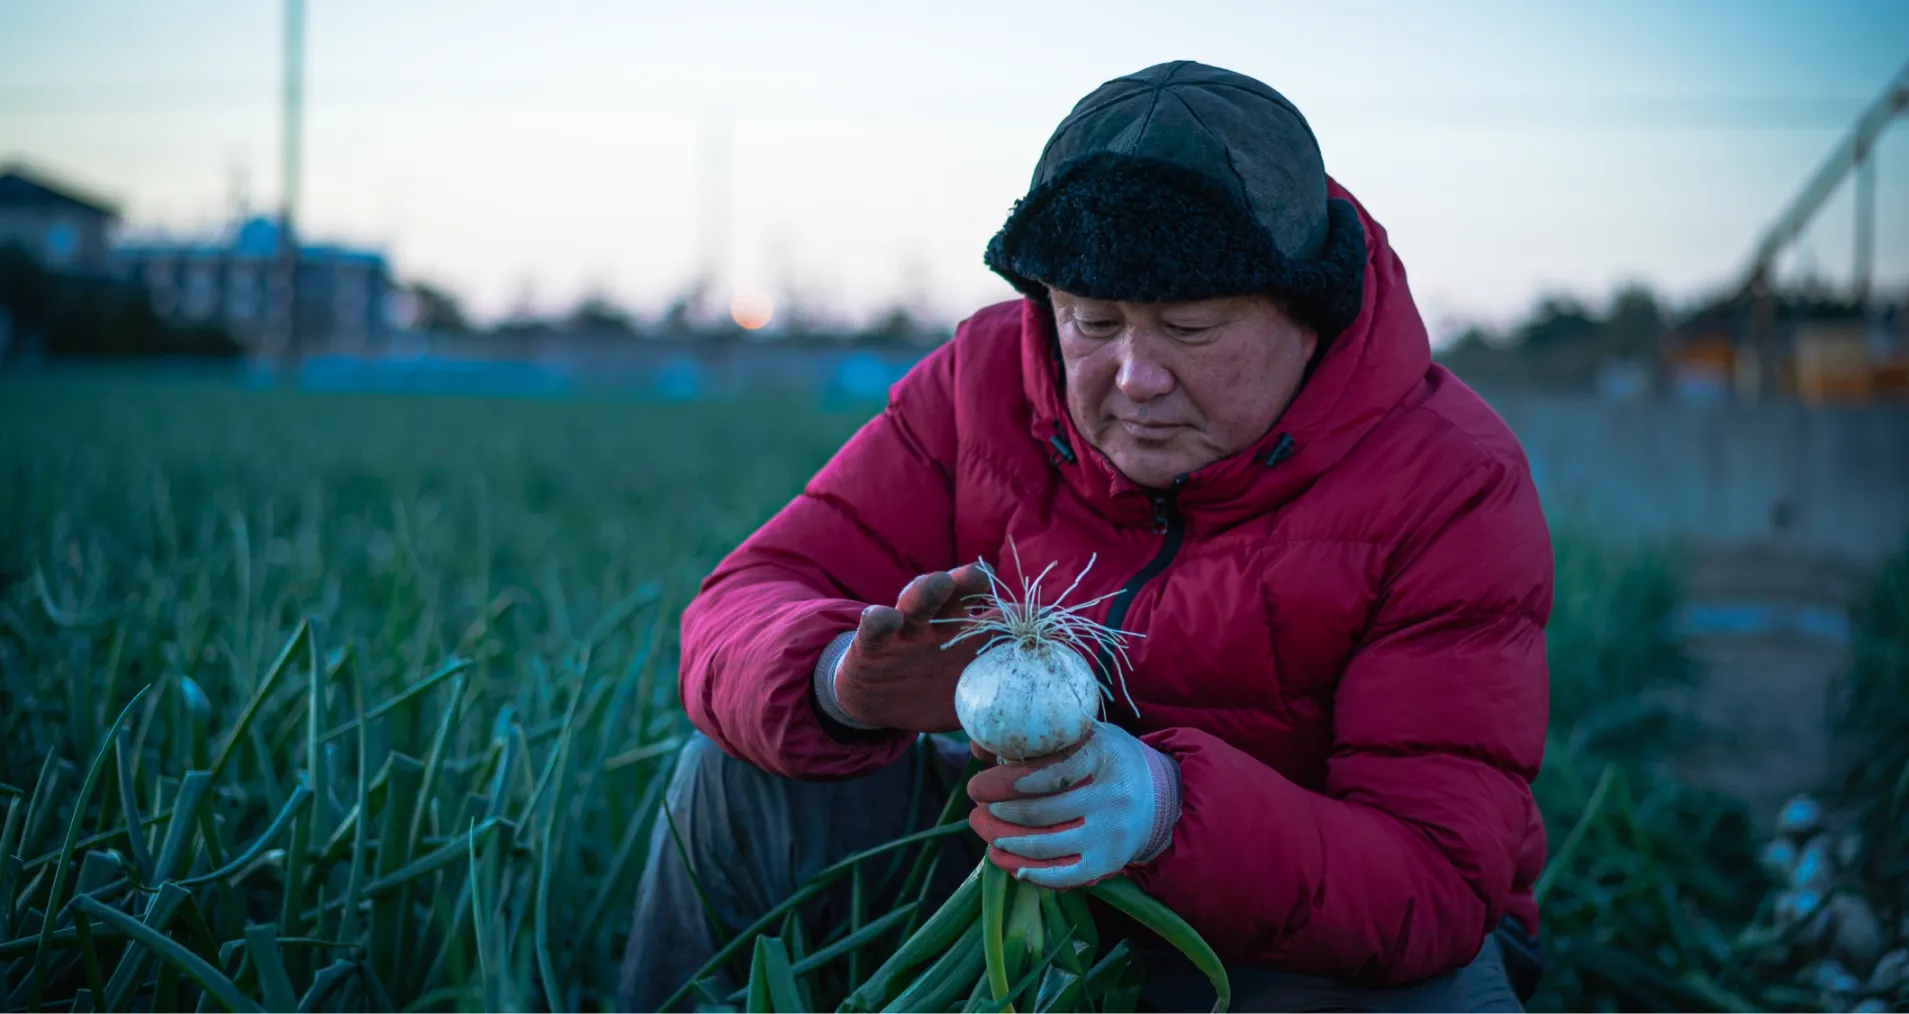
[[984, 60, 1366, 337]]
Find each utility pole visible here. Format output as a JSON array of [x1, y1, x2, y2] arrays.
[[699, 99, 732, 325], [1854, 147, 1875, 310], [275, 0, 305, 377]]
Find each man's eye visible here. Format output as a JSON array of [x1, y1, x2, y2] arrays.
[[1077, 319, 1119, 336], [1165, 324, 1210, 339]]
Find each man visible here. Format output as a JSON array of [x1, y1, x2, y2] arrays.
[[618, 59, 1550, 1012]]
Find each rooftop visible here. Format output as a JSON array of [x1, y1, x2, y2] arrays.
[[0, 162, 122, 219], [115, 215, 389, 269]]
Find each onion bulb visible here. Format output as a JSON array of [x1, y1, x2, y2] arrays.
[[938, 550, 1142, 763]]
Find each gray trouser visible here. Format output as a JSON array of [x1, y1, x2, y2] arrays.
[[616, 731, 1529, 1013]]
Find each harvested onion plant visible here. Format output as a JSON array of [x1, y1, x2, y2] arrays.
[[824, 554, 1230, 1014]]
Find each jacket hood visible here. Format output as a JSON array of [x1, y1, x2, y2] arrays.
[[1019, 178, 1434, 534]]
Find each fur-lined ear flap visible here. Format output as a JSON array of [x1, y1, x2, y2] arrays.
[[1281, 199, 1367, 339], [982, 153, 1367, 341]]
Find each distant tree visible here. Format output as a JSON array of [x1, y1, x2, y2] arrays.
[[859, 305, 922, 346], [658, 279, 711, 338], [409, 282, 471, 335], [566, 293, 638, 335], [1436, 324, 1529, 388], [1444, 325, 1503, 354], [1603, 285, 1668, 360], [1512, 296, 1601, 352], [858, 303, 951, 346]]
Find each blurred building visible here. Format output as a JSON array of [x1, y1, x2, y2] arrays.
[[0, 163, 120, 275], [113, 216, 399, 358], [1661, 292, 1908, 406]]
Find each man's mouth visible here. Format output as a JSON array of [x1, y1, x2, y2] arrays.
[[1117, 419, 1183, 439]]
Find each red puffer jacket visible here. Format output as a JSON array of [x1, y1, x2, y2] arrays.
[[679, 180, 1552, 985]]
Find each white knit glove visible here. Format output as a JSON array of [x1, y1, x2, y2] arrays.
[[980, 721, 1182, 888]]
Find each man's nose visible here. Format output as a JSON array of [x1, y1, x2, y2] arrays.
[[1114, 335, 1175, 402]]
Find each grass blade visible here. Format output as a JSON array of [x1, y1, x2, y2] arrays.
[[534, 715, 579, 1014], [28, 682, 149, 1013], [1038, 892, 1084, 976], [1535, 762, 1618, 905], [297, 958, 357, 1013], [316, 656, 474, 746], [750, 935, 803, 1013], [312, 817, 506, 917], [1034, 965, 1082, 1013], [173, 894, 228, 972], [70, 904, 106, 1004], [580, 581, 663, 650], [337, 647, 370, 944], [100, 880, 188, 1010], [1076, 939, 1131, 1000], [1054, 887, 1097, 953], [113, 727, 153, 885], [841, 859, 986, 1014], [746, 937, 772, 1013], [75, 894, 264, 1013], [785, 910, 814, 1012], [725, 903, 921, 1003], [243, 924, 298, 1013], [0, 852, 16, 1001], [305, 621, 331, 846], [152, 770, 212, 883], [986, 925, 1075, 1014], [372, 755, 424, 992], [155, 955, 180, 1013], [1086, 877, 1229, 1014], [18, 804, 184, 874], [566, 770, 668, 980], [206, 620, 308, 786], [880, 919, 987, 1014], [32, 566, 117, 627], [1003, 881, 1044, 1004], [468, 819, 500, 1013], [356, 958, 397, 1014], [172, 786, 312, 889], [18, 748, 63, 862], [408, 674, 468, 850], [982, 860, 1010, 1005], [356, 959, 397, 1013], [1, 794, 25, 941], [848, 860, 866, 988], [662, 800, 733, 950]]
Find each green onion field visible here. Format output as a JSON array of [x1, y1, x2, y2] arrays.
[[1, 374, 1903, 1012]]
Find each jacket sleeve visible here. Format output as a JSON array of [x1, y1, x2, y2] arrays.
[[1130, 457, 1551, 985], [677, 341, 964, 780]]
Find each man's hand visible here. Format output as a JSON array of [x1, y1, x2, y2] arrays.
[[826, 565, 992, 733], [966, 721, 1182, 889]]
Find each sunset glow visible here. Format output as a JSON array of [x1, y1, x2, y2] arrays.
[[730, 291, 774, 330]]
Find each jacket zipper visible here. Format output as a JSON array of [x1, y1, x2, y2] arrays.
[[1094, 481, 1186, 692]]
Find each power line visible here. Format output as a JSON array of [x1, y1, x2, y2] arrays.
[[0, 80, 1891, 131]]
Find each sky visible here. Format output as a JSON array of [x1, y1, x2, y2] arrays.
[[2, 0, 1906, 340]]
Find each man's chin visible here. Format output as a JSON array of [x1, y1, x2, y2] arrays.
[[1103, 444, 1195, 490]]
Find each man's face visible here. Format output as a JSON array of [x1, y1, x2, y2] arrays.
[[1053, 289, 1317, 489]]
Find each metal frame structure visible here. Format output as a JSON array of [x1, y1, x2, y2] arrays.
[[1738, 59, 1909, 400]]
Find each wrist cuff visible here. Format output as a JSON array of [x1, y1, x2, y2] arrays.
[[1134, 744, 1182, 864], [813, 630, 878, 730]]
